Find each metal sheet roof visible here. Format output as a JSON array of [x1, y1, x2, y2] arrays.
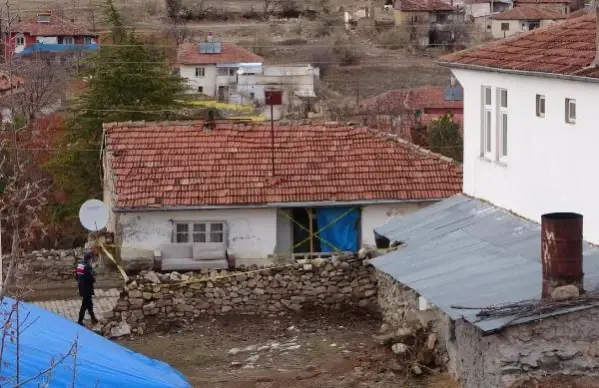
[[371, 194, 599, 334]]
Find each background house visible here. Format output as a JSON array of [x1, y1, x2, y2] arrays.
[[392, 0, 463, 46], [178, 36, 319, 120], [465, 0, 512, 18], [102, 120, 462, 271], [490, 7, 565, 37], [358, 84, 463, 145], [512, 0, 573, 14], [5, 11, 99, 60]]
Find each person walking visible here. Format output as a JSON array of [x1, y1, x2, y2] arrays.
[[76, 252, 98, 326]]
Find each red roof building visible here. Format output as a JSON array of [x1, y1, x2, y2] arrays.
[[358, 86, 464, 147], [5, 11, 99, 60], [102, 120, 462, 263]]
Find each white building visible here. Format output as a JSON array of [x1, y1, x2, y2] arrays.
[[101, 121, 462, 272], [438, 13, 599, 242], [489, 6, 565, 38], [465, 0, 511, 19], [178, 39, 320, 119]]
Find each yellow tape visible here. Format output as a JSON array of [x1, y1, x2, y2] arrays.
[[98, 241, 129, 282]]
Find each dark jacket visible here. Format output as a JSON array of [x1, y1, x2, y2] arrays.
[[76, 262, 95, 297]]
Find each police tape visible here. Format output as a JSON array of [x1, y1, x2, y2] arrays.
[[98, 241, 129, 282]]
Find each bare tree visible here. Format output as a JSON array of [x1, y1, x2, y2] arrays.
[[5, 60, 67, 123], [87, 0, 99, 32]]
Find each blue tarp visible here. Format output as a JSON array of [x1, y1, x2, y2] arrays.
[[315, 207, 360, 253], [18, 43, 99, 56], [0, 297, 190, 387]]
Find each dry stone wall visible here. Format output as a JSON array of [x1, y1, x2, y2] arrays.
[[3, 249, 83, 282], [102, 254, 379, 337]]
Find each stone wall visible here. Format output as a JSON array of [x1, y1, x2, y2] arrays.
[[3, 249, 83, 282], [102, 254, 378, 337]]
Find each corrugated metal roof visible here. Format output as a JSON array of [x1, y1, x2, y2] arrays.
[[371, 194, 599, 334]]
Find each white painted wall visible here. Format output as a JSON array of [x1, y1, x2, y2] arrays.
[[117, 208, 277, 262], [452, 68, 599, 243], [361, 202, 434, 246], [468, 2, 491, 17], [490, 19, 557, 38], [180, 64, 217, 95]]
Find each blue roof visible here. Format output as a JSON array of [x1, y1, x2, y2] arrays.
[[0, 297, 190, 387], [371, 194, 599, 334], [18, 43, 99, 56]]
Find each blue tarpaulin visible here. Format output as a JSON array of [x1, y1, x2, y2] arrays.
[[0, 297, 190, 387], [315, 207, 360, 253], [18, 43, 99, 56]]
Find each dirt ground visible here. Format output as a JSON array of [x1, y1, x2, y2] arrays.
[[123, 311, 460, 388]]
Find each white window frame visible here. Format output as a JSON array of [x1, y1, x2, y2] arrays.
[[536, 94, 545, 118], [565, 98, 576, 124], [195, 67, 205, 77], [498, 88, 508, 161], [174, 221, 226, 244], [63, 36, 74, 45], [15, 34, 25, 46], [481, 85, 493, 158], [83, 36, 93, 44]]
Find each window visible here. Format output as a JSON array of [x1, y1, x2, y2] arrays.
[[83, 36, 93, 44], [197, 86, 204, 93], [501, 23, 510, 31], [63, 36, 74, 45], [15, 35, 25, 46], [498, 88, 508, 160], [195, 67, 205, 77], [249, 92, 255, 99], [229, 68, 236, 76], [536, 94, 545, 117], [175, 222, 225, 244], [175, 223, 189, 243], [481, 86, 493, 157], [565, 98, 576, 123]]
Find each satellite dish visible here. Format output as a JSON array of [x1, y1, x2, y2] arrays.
[[236, 68, 244, 75], [79, 199, 109, 231]]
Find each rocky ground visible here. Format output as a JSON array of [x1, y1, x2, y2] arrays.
[[122, 311, 460, 388]]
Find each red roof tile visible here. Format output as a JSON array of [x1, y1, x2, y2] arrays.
[[178, 42, 264, 65], [491, 7, 566, 19], [514, 0, 570, 4], [440, 13, 599, 78], [13, 16, 96, 36], [103, 121, 463, 209], [360, 86, 463, 114], [397, 0, 455, 12]]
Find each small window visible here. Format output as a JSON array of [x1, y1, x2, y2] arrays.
[[210, 223, 224, 243], [195, 67, 205, 77], [501, 22, 509, 31], [481, 85, 493, 157], [63, 36, 74, 45], [175, 223, 189, 243], [198, 86, 203, 93], [565, 98, 576, 123], [193, 223, 206, 243], [536, 94, 545, 117], [83, 36, 93, 44], [249, 92, 255, 99], [15, 35, 25, 46], [498, 88, 508, 160]]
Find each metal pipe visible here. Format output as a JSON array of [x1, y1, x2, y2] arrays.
[[541, 212, 584, 297]]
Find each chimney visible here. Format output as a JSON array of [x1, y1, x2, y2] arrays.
[[541, 212, 584, 298], [207, 32, 213, 42]]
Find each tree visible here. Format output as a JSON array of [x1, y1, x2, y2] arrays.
[[428, 113, 463, 163], [45, 0, 185, 222]]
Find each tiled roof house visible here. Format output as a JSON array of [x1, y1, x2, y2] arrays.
[[512, 0, 573, 14], [369, 12, 599, 388], [102, 120, 462, 271], [489, 7, 566, 38], [358, 85, 464, 147]]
